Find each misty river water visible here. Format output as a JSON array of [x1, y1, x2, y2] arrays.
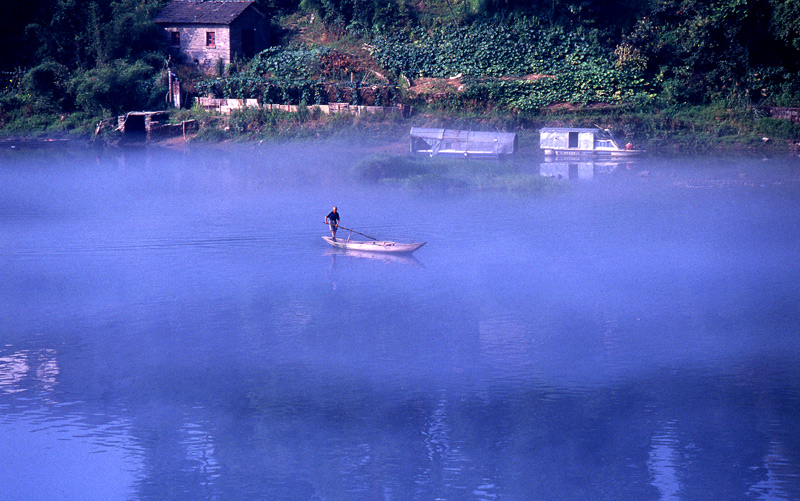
[[1, 141, 800, 500]]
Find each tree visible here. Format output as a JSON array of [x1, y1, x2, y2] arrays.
[[771, 0, 800, 52], [0, 0, 50, 71], [623, 0, 793, 104], [21, 62, 71, 113], [70, 59, 162, 115]]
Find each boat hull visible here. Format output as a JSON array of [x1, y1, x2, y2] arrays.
[[323, 248, 422, 265], [322, 236, 425, 254], [543, 148, 646, 157]]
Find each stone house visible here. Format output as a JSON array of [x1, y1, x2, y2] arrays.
[[153, 0, 270, 73]]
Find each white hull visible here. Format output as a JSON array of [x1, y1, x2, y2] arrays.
[[322, 236, 425, 254], [323, 248, 422, 265], [543, 148, 645, 157], [414, 149, 505, 159]]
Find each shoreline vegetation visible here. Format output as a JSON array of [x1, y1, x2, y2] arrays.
[[1, 1, 799, 154], [188, 102, 800, 154], [1, 105, 798, 156]]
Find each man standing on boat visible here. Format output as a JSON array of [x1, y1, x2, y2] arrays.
[[325, 206, 340, 241]]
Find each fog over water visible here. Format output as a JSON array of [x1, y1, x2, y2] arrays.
[[1, 142, 800, 500]]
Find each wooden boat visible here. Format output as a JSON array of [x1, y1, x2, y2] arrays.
[[322, 236, 425, 254], [539, 127, 645, 157]]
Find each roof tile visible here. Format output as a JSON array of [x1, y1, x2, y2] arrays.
[[153, 0, 255, 25]]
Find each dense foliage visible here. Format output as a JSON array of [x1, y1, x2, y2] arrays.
[[622, 0, 800, 105], [197, 45, 400, 106], [1, 0, 168, 130], [0, 0, 798, 136], [369, 20, 650, 111]]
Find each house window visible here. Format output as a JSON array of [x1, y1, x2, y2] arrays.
[[206, 32, 216, 48], [170, 31, 180, 46]]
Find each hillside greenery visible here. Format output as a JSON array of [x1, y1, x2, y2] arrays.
[[1, 0, 799, 148]]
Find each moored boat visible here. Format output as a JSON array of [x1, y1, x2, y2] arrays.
[[322, 236, 425, 254], [410, 127, 518, 158], [539, 127, 645, 157]]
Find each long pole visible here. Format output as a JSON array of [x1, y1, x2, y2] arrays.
[[323, 222, 378, 241]]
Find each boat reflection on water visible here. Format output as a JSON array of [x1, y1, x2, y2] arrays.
[[323, 248, 423, 266], [324, 248, 423, 291], [539, 158, 643, 180]]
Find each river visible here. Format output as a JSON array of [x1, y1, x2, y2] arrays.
[[1, 142, 799, 499]]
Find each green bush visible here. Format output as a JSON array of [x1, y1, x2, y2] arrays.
[[2, 112, 63, 132], [195, 124, 232, 141], [70, 59, 160, 115], [352, 154, 560, 192], [756, 117, 800, 140], [248, 46, 330, 80], [21, 62, 72, 113]]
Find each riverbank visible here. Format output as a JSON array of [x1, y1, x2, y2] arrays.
[[126, 102, 800, 156], [3, 104, 800, 156]]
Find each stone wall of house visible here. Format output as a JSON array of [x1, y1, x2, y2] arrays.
[[159, 5, 270, 73], [164, 24, 232, 73]]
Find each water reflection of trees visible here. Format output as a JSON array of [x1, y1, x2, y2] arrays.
[[0, 348, 59, 397], [238, 367, 800, 499], [2, 338, 799, 498]]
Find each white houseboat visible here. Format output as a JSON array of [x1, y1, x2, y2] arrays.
[[410, 128, 517, 158], [539, 127, 645, 157]]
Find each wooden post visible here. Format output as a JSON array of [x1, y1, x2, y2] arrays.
[[169, 71, 181, 109], [172, 77, 181, 109]]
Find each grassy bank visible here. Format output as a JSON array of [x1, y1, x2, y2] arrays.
[[3, 100, 798, 156], [178, 101, 800, 155]]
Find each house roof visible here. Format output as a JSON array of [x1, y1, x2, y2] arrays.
[[153, 1, 257, 25]]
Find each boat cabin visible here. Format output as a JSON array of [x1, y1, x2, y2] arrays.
[[410, 128, 517, 158], [539, 127, 642, 157]]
